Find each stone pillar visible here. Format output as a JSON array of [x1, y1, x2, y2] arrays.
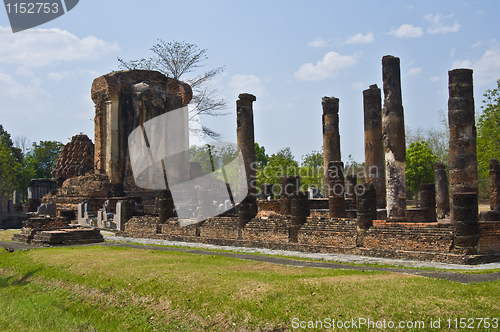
[[91, 70, 192, 188], [261, 183, 274, 200], [419, 183, 436, 221], [382, 55, 406, 220], [327, 161, 346, 218], [448, 68, 478, 199], [237, 93, 258, 228], [345, 174, 357, 209], [363, 84, 386, 209], [289, 191, 309, 243], [489, 158, 500, 211], [197, 189, 215, 223], [452, 193, 479, 254], [356, 183, 376, 247], [434, 162, 450, 219], [156, 190, 175, 223], [280, 175, 299, 215], [322, 97, 341, 194]]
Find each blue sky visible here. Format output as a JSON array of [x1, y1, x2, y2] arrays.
[[0, 0, 499, 164]]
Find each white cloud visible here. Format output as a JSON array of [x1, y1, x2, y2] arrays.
[[408, 67, 422, 76], [388, 24, 423, 38], [228, 74, 265, 98], [425, 14, 460, 34], [0, 69, 52, 115], [294, 51, 358, 81], [351, 81, 364, 89], [472, 41, 483, 48], [452, 59, 472, 68], [308, 37, 326, 47], [48, 69, 100, 81], [450, 48, 455, 57], [0, 26, 120, 67], [473, 48, 500, 85], [429, 76, 442, 82], [345, 32, 374, 44]]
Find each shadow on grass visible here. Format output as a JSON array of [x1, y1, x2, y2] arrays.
[[0, 269, 40, 288]]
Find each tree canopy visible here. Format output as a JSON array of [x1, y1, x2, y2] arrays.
[[477, 79, 500, 180], [118, 40, 226, 140], [405, 141, 438, 205]]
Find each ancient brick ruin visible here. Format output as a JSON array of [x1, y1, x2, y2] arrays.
[[8, 60, 500, 264]]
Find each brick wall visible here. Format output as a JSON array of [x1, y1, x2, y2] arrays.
[[120, 215, 500, 264], [479, 221, 500, 254]]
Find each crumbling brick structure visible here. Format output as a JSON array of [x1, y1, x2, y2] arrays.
[[382, 56, 407, 220], [363, 84, 386, 209], [51, 134, 94, 183], [91, 70, 192, 191]]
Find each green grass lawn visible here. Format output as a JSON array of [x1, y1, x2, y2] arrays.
[[1, 245, 499, 331], [0, 229, 20, 242]]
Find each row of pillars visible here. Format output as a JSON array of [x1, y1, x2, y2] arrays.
[[235, 56, 482, 254]]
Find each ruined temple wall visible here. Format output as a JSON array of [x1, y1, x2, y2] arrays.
[[478, 221, 500, 254], [91, 70, 192, 188]]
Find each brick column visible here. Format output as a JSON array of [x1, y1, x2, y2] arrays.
[[322, 97, 341, 194], [289, 191, 309, 243], [419, 183, 436, 222], [434, 162, 450, 219], [448, 69, 478, 198], [237, 93, 258, 228], [363, 84, 386, 209], [280, 175, 299, 215], [356, 183, 376, 246], [382, 55, 406, 220], [261, 183, 274, 200], [346, 174, 357, 209], [448, 68, 479, 253], [489, 158, 500, 211], [452, 193, 479, 254], [327, 161, 346, 218]]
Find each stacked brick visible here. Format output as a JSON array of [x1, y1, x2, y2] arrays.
[[51, 134, 94, 180]]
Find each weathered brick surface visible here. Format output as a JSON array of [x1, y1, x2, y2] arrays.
[[242, 218, 289, 242], [365, 220, 453, 252], [298, 217, 356, 246], [478, 221, 500, 254], [119, 215, 500, 264]]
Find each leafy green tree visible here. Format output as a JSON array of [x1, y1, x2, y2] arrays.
[[299, 150, 323, 193], [254, 143, 269, 168], [406, 141, 438, 206], [477, 79, 500, 177], [27, 141, 64, 179], [257, 147, 298, 189], [118, 40, 226, 139], [0, 125, 22, 196]]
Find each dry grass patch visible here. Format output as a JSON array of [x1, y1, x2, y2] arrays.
[[0, 229, 20, 241]]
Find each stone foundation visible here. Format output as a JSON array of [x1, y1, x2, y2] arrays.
[[118, 215, 500, 264]]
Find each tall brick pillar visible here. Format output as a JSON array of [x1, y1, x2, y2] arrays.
[[356, 183, 376, 247], [289, 191, 309, 243], [237, 93, 258, 228], [327, 161, 346, 218], [434, 162, 450, 219], [489, 158, 500, 211], [448, 68, 478, 197], [419, 183, 437, 222], [382, 55, 406, 220], [448, 68, 478, 253], [322, 97, 341, 194], [280, 175, 299, 216], [363, 84, 386, 209]]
